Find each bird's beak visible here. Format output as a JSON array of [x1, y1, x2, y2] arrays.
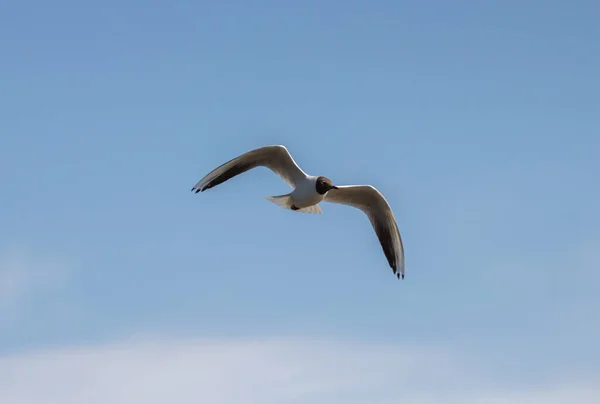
[[330, 185, 339, 190]]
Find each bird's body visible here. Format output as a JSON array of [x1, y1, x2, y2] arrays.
[[191, 145, 405, 279], [290, 176, 327, 208]]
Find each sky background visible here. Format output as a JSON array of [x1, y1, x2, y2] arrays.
[[1, 0, 599, 402]]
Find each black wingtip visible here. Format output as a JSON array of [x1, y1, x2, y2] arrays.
[[401, 274, 404, 280]]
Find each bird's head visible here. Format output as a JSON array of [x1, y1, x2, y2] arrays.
[[315, 176, 339, 195]]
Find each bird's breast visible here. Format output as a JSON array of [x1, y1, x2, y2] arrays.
[[291, 178, 323, 208]]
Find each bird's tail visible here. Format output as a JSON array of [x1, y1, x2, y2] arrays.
[[265, 194, 294, 209], [265, 194, 322, 214]]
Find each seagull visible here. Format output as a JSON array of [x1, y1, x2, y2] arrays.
[[191, 145, 405, 279]]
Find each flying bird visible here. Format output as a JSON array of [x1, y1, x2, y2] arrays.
[[191, 145, 405, 279]]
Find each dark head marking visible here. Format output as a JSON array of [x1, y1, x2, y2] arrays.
[[315, 176, 338, 195]]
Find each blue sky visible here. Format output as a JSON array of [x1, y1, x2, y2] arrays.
[[1, 1, 599, 402]]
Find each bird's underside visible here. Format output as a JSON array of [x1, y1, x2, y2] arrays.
[[265, 193, 323, 214]]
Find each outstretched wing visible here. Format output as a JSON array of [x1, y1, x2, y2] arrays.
[[191, 145, 307, 193], [324, 185, 405, 279]]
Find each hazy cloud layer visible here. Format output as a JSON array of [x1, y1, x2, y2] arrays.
[[0, 337, 598, 404]]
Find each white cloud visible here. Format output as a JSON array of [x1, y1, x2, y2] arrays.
[[0, 245, 70, 309], [0, 336, 598, 404]]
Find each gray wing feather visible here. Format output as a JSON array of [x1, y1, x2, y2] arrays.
[[324, 185, 405, 279], [191, 145, 307, 193]]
